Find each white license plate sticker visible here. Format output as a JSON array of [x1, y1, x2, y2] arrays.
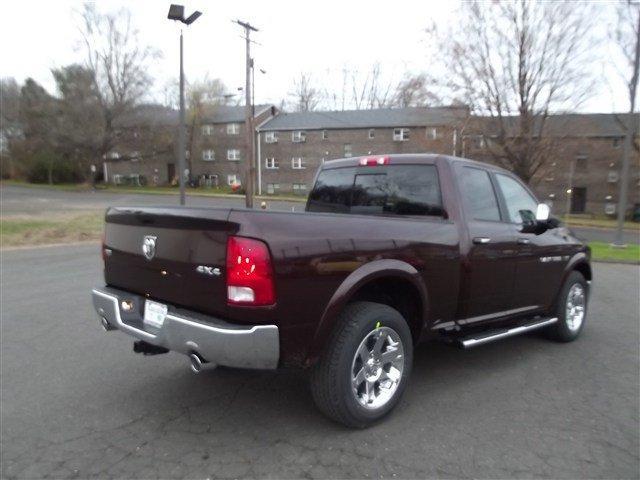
[[144, 300, 167, 328]]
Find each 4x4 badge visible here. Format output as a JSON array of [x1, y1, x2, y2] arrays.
[[142, 235, 157, 260]]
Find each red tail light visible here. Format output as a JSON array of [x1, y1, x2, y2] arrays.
[[359, 156, 390, 166], [226, 236, 275, 306]]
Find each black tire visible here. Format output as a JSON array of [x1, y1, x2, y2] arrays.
[[546, 271, 589, 342], [310, 301, 413, 428]]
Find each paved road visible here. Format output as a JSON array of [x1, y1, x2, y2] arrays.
[[0, 184, 302, 214], [1, 244, 638, 479], [2, 184, 639, 244]]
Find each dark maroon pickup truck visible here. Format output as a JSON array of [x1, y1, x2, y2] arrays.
[[92, 154, 591, 427]]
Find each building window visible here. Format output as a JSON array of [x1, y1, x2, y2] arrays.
[[292, 183, 307, 194], [227, 123, 241, 135], [265, 157, 279, 169], [607, 171, 619, 183], [292, 131, 307, 143], [227, 149, 241, 161], [344, 144, 352, 158], [322, 130, 328, 140], [202, 149, 215, 161], [426, 127, 438, 140], [393, 128, 410, 141], [264, 132, 278, 143], [130, 151, 141, 162], [227, 174, 240, 186], [202, 125, 214, 136], [292, 157, 305, 169], [368, 129, 375, 139], [575, 154, 588, 171], [613, 138, 621, 148], [267, 183, 280, 194]]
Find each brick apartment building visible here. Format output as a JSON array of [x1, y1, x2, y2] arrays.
[[463, 114, 640, 215], [105, 105, 639, 216], [257, 106, 468, 196], [105, 104, 276, 187]]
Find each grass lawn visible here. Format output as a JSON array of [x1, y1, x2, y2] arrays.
[[588, 242, 640, 264], [1, 212, 104, 248], [564, 216, 640, 231]]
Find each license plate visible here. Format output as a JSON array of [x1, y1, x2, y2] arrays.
[[144, 299, 167, 329]]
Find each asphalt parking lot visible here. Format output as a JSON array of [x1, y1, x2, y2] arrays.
[[1, 243, 638, 479]]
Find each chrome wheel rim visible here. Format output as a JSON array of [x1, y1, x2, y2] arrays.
[[566, 283, 586, 332], [351, 326, 404, 410]]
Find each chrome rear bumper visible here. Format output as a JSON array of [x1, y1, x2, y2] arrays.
[[91, 287, 279, 370]]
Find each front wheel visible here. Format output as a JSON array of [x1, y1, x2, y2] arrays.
[[310, 301, 413, 428], [547, 271, 589, 342]]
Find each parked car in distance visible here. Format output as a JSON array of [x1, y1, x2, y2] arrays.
[[92, 153, 592, 427]]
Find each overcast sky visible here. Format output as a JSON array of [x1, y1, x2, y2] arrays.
[[0, 0, 629, 113]]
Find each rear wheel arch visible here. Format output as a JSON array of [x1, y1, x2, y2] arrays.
[[306, 260, 429, 366]]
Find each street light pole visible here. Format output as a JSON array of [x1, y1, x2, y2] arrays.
[[168, 4, 202, 206], [178, 30, 186, 205]]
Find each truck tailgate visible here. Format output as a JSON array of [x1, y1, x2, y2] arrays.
[[103, 206, 237, 318]]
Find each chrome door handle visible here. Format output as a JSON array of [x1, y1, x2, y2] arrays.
[[473, 237, 491, 244], [517, 238, 531, 245]]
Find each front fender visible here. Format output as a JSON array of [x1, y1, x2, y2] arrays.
[[552, 251, 592, 310], [305, 259, 428, 366]]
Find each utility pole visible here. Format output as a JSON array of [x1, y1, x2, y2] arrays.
[[235, 19, 258, 209]]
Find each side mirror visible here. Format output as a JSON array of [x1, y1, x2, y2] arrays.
[[536, 203, 550, 221]]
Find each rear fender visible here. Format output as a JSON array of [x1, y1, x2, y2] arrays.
[[305, 259, 428, 366]]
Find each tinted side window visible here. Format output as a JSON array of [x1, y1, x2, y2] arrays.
[[496, 174, 538, 223], [306, 167, 356, 213], [459, 167, 501, 221], [307, 165, 443, 217]]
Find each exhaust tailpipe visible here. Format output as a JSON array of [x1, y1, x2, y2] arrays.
[[101, 317, 116, 331], [189, 353, 216, 373]]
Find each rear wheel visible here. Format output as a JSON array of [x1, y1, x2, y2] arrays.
[[547, 271, 588, 342], [310, 301, 413, 428]]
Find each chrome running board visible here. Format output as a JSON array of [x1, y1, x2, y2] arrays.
[[459, 317, 558, 349]]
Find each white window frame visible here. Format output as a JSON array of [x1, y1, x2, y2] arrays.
[[322, 130, 328, 140], [368, 129, 375, 139], [227, 174, 240, 186], [292, 183, 307, 193], [265, 157, 279, 169], [393, 128, 410, 141], [426, 127, 438, 140], [292, 131, 306, 143], [226, 123, 241, 135], [291, 157, 305, 169], [227, 149, 241, 161], [264, 132, 278, 143], [344, 143, 352, 158], [202, 124, 214, 136], [202, 149, 215, 161], [266, 183, 280, 194]]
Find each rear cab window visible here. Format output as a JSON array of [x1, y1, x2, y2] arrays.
[[458, 166, 501, 222], [306, 164, 444, 217]]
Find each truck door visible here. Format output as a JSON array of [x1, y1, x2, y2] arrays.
[[493, 173, 566, 311], [456, 165, 519, 321]]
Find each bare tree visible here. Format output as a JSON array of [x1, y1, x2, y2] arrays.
[[77, 4, 160, 162], [288, 73, 321, 112], [391, 73, 439, 108], [0, 78, 22, 178], [432, 0, 597, 183], [185, 77, 232, 176], [610, 0, 640, 243]]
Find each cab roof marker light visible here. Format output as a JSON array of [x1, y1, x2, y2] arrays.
[[359, 156, 390, 166]]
